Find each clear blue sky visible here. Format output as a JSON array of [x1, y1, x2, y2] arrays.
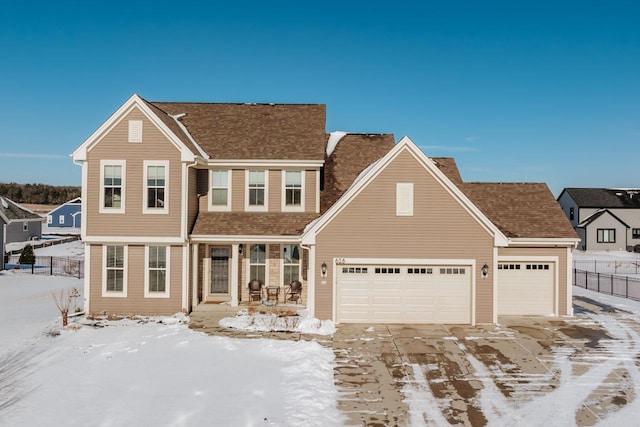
[[1, 0, 638, 196]]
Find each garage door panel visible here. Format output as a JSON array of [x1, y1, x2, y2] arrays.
[[337, 264, 472, 324], [498, 263, 554, 316]]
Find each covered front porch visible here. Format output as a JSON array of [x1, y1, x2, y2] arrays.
[[190, 240, 309, 310]]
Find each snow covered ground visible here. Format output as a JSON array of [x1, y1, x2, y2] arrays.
[[0, 270, 342, 426]]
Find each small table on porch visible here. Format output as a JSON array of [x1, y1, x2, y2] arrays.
[[266, 286, 280, 304]]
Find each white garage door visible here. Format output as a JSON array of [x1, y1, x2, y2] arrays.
[[497, 262, 555, 316], [337, 264, 471, 324]]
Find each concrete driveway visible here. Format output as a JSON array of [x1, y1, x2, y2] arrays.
[[333, 295, 640, 426]]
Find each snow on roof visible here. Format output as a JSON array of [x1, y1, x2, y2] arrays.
[[326, 131, 347, 156]]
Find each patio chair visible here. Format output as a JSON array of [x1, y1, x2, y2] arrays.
[[284, 280, 303, 304], [248, 279, 263, 303]]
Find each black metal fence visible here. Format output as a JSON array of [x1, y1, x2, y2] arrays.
[[573, 259, 640, 275], [5, 255, 84, 279], [574, 268, 640, 301]]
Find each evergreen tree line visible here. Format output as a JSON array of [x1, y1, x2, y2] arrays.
[[0, 182, 81, 205]]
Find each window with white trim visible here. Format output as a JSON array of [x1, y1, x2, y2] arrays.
[[211, 170, 231, 210], [283, 170, 304, 211], [246, 170, 267, 211], [396, 183, 414, 216], [100, 160, 125, 213], [59, 215, 65, 224], [249, 244, 266, 284], [103, 245, 127, 297], [47, 215, 52, 224], [282, 244, 300, 284], [145, 246, 169, 297], [597, 228, 615, 243], [143, 161, 168, 213], [23, 221, 28, 232], [128, 120, 142, 143]]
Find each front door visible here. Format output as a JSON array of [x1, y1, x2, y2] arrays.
[[210, 247, 230, 294]]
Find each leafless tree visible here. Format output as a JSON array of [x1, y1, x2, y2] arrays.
[[51, 287, 79, 327]]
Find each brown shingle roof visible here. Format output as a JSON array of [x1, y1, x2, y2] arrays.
[[432, 157, 463, 186], [191, 212, 320, 236], [142, 99, 203, 157], [321, 133, 395, 213], [460, 183, 578, 239], [148, 101, 326, 160]]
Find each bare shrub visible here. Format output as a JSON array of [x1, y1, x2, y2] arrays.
[[51, 287, 80, 327]]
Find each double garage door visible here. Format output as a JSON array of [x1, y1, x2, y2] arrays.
[[337, 264, 471, 324], [497, 262, 555, 316]]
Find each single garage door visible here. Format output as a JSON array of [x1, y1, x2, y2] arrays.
[[497, 262, 555, 316], [337, 264, 471, 324]]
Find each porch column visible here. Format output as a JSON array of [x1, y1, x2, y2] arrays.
[[231, 243, 239, 306], [192, 243, 199, 308], [307, 245, 316, 318]]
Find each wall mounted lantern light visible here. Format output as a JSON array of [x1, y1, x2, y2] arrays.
[[321, 262, 328, 277], [481, 263, 489, 279], [238, 244, 243, 255]]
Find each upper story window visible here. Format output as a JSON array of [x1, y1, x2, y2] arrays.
[[282, 171, 304, 211], [633, 228, 640, 239], [569, 207, 575, 221], [210, 170, 231, 211], [102, 245, 127, 298], [128, 120, 142, 143], [597, 228, 615, 243], [100, 160, 125, 214], [246, 170, 268, 211], [143, 161, 168, 214]]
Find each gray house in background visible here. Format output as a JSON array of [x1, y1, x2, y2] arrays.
[[1, 196, 44, 264], [557, 188, 640, 251]]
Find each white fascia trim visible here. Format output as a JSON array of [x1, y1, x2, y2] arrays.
[[208, 159, 324, 168], [301, 136, 508, 246], [190, 235, 301, 244], [507, 238, 581, 247], [7, 218, 43, 224], [80, 160, 88, 241], [73, 94, 196, 163], [84, 236, 186, 244], [168, 113, 209, 160]]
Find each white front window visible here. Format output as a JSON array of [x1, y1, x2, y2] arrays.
[[145, 246, 170, 298], [99, 160, 126, 214], [102, 245, 128, 297], [249, 244, 267, 284], [210, 170, 231, 211], [143, 161, 169, 214], [282, 170, 305, 211], [246, 170, 268, 211], [282, 244, 301, 284]]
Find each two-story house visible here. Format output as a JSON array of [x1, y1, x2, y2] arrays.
[[558, 188, 640, 251], [1, 196, 44, 267], [73, 94, 578, 324]]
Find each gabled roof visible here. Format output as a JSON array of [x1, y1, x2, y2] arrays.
[[191, 212, 320, 237], [321, 133, 395, 213], [149, 102, 327, 161], [461, 183, 578, 239], [0, 196, 42, 223], [576, 208, 630, 228], [559, 188, 640, 208], [303, 136, 510, 246], [46, 197, 82, 215]]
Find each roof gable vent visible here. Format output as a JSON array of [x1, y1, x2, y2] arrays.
[[128, 120, 143, 143]]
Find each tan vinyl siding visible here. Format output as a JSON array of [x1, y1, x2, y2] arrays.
[[306, 169, 317, 213], [88, 244, 183, 315], [498, 246, 570, 315], [232, 169, 244, 211], [85, 108, 183, 237], [269, 170, 281, 212], [315, 149, 495, 322]]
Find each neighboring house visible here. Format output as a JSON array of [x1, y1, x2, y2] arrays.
[[0, 196, 44, 268], [46, 197, 82, 229], [557, 188, 640, 251], [72, 94, 578, 324]]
